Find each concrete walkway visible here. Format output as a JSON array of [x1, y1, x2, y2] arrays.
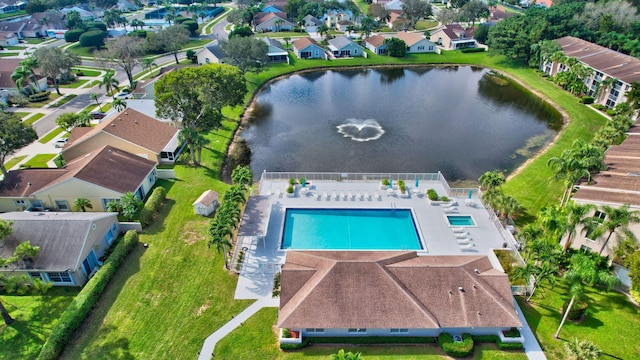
[[198, 297, 279, 360], [514, 299, 547, 360]]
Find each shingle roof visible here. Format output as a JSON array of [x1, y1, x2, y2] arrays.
[[365, 35, 386, 48], [292, 37, 322, 51], [263, 37, 285, 51], [394, 31, 426, 47], [278, 251, 522, 330], [0, 212, 117, 271], [302, 14, 321, 26], [328, 35, 355, 50], [556, 36, 640, 85], [203, 41, 226, 60], [193, 189, 218, 206], [254, 12, 289, 26], [65, 108, 179, 154]]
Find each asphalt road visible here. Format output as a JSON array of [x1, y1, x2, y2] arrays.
[[32, 93, 93, 137]]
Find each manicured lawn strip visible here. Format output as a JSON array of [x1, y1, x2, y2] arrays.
[[85, 80, 100, 88], [24, 38, 46, 44], [215, 308, 527, 359], [50, 94, 78, 107], [4, 155, 26, 170], [24, 113, 45, 125], [353, 0, 369, 13], [59, 79, 88, 88], [415, 20, 439, 30], [518, 283, 640, 360], [73, 68, 101, 76], [26, 93, 61, 108], [0, 288, 79, 360], [38, 128, 64, 144], [0, 9, 26, 19], [13, 111, 29, 118], [183, 38, 213, 49], [4, 45, 26, 50], [65, 44, 96, 57], [22, 154, 57, 168], [0, 52, 20, 57], [60, 118, 252, 359]]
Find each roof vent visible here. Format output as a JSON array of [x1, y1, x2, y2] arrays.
[[111, 123, 115, 127], [27, 182, 31, 186], [477, 311, 481, 316], [474, 268, 480, 274], [448, 290, 453, 295], [118, 117, 122, 121], [473, 285, 478, 289], [125, 112, 128, 115], [458, 287, 465, 293], [628, 172, 640, 177]]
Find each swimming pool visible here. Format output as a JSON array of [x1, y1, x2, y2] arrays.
[[446, 215, 476, 227], [282, 208, 422, 250]]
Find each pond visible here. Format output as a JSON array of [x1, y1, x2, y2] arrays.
[[241, 66, 562, 181]]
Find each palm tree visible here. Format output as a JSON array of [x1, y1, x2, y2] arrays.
[[594, 76, 617, 104], [274, 19, 284, 32], [317, 25, 330, 41], [537, 205, 568, 240], [141, 58, 158, 72], [283, 37, 291, 49], [564, 338, 601, 360], [625, 81, 640, 110], [89, 93, 101, 110], [587, 204, 640, 256], [231, 165, 253, 188], [208, 221, 232, 269], [563, 202, 594, 251], [130, 19, 145, 30], [554, 252, 620, 338], [112, 98, 127, 112], [478, 170, 505, 191], [99, 72, 120, 98], [178, 127, 198, 165], [11, 66, 34, 91], [191, 131, 209, 165], [223, 185, 247, 205], [547, 149, 590, 206], [73, 197, 93, 212], [331, 349, 363, 360]]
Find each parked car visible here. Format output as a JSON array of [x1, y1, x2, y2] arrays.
[[114, 90, 131, 99], [90, 111, 106, 119], [54, 138, 68, 148]]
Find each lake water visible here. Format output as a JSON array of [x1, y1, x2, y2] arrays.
[[241, 66, 561, 181]]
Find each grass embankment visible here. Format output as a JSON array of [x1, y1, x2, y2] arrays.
[[38, 128, 64, 144], [518, 283, 640, 360], [4, 155, 27, 170], [22, 154, 57, 168], [24, 113, 45, 125], [60, 114, 253, 359], [0, 288, 79, 360], [59, 79, 88, 89]]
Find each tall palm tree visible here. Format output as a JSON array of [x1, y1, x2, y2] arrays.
[[594, 76, 617, 104], [274, 19, 284, 32], [586, 204, 640, 255], [141, 58, 158, 72], [99, 72, 120, 97], [564, 338, 601, 360], [478, 170, 505, 192], [547, 149, 590, 206], [554, 253, 620, 338], [89, 93, 101, 110], [208, 221, 232, 268], [563, 202, 594, 251], [11, 66, 34, 91], [231, 165, 253, 188], [112, 98, 127, 112], [73, 197, 93, 212], [178, 127, 198, 164], [191, 131, 209, 165], [283, 37, 291, 49]]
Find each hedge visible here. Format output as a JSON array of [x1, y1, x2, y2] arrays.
[[471, 335, 500, 343], [497, 339, 525, 350], [85, 22, 107, 31], [280, 338, 310, 350], [79, 30, 105, 48], [64, 29, 84, 42], [28, 91, 51, 102], [37, 230, 139, 360], [139, 186, 166, 226], [461, 47, 486, 53], [310, 336, 436, 344], [580, 96, 594, 104], [438, 333, 474, 357]]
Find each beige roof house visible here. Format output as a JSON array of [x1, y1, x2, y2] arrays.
[[364, 35, 388, 55], [62, 108, 183, 164], [430, 24, 477, 50], [394, 31, 437, 53], [278, 251, 522, 335], [0, 145, 158, 212]]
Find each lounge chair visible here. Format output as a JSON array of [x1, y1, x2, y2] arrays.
[[457, 237, 473, 244], [340, 191, 346, 200], [442, 201, 456, 208], [316, 192, 322, 200], [323, 191, 328, 200], [451, 227, 465, 233], [459, 242, 475, 250], [444, 208, 458, 214], [377, 192, 383, 201], [455, 232, 471, 238], [356, 191, 362, 200], [347, 191, 354, 200], [332, 191, 338, 200]]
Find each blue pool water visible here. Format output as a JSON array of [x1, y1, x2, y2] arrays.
[[446, 215, 476, 226], [282, 208, 422, 250]]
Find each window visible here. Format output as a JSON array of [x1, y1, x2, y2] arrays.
[[390, 328, 409, 333], [417, 46, 424, 50], [55, 200, 69, 211], [102, 198, 119, 210], [148, 169, 157, 184], [105, 223, 117, 245], [348, 328, 366, 333], [14, 200, 26, 207], [29, 272, 43, 281], [593, 211, 606, 222], [47, 272, 73, 284], [306, 328, 325, 333], [30, 199, 43, 209], [428, 46, 434, 51], [581, 245, 591, 252]]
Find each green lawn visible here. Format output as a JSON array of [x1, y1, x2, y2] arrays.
[[25, 93, 61, 108], [85, 80, 100, 88], [23, 113, 45, 125], [60, 115, 253, 359], [183, 38, 214, 49], [0, 52, 20, 57], [38, 128, 64, 144], [415, 20, 439, 30], [216, 308, 528, 359], [50, 94, 78, 107], [0, 10, 26, 19], [13, 111, 29, 118], [24, 38, 46, 44], [519, 283, 640, 360], [22, 154, 57, 168], [65, 44, 97, 57], [4, 155, 27, 170], [0, 288, 79, 360], [59, 79, 88, 88], [4, 45, 26, 50], [73, 68, 101, 77]]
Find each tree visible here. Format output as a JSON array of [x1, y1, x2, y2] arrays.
[[461, 0, 489, 26], [231, 165, 253, 188], [130, 18, 146, 30], [95, 36, 146, 88], [478, 170, 505, 191], [156, 25, 191, 64], [55, 112, 89, 132], [65, 10, 83, 29], [317, 24, 330, 41], [626, 82, 640, 110], [0, 113, 38, 176], [99, 72, 120, 97], [401, 0, 432, 29], [437, 8, 459, 25], [108, 192, 143, 221], [221, 37, 268, 74], [33, 47, 81, 96], [73, 197, 93, 212], [384, 38, 407, 57], [79, 30, 106, 49], [113, 98, 127, 112], [283, 37, 291, 49], [563, 202, 594, 251], [10, 65, 34, 91], [228, 25, 254, 39], [585, 204, 640, 256], [155, 65, 246, 132], [89, 93, 101, 111], [368, 3, 390, 23], [331, 349, 363, 360], [564, 338, 601, 360], [208, 220, 232, 268], [360, 17, 376, 38], [179, 127, 198, 164], [191, 131, 209, 165], [554, 253, 620, 338]]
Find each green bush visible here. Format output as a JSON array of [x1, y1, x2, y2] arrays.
[[280, 338, 310, 350], [129, 30, 147, 38], [382, 179, 390, 186], [440, 196, 449, 202], [64, 29, 84, 42], [427, 188, 438, 201], [497, 339, 524, 350], [79, 30, 105, 48], [461, 47, 486, 53], [592, 104, 607, 111], [37, 230, 139, 360], [606, 109, 617, 116], [182, 20, 198, 35], [282, 328, 291, 338], [438, 333, 474, 357], [503, 328, 521, 337], [472, 334, 500, 343], [139, 186, 167, 227], [580, 96, 594, 104], [286, 185, 294, 194], [28, 91, 51, 102], [312, 336, 436, 344], [85, 22, 107, 31]]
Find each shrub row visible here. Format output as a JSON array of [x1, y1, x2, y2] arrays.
[[28, 91, 51, 102], [280, 338, 310, 350], [139, 186, 167, 226], [471, 334, 524, 350], [461, 47, 486, 53], [497, 339, 525, 350], [37, 230, 139, 360], [311, 336, 436, 344], [580, 96, 594, 104], [438, 333, 474, 357]]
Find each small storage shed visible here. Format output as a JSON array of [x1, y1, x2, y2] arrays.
[[192, 190, 219, 216]]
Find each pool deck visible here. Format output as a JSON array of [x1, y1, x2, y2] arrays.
[[234, 178, 513, 300]]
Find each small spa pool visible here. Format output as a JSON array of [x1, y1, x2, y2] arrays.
[[282, 208, 423, 250], [446, 215, 476, 227]]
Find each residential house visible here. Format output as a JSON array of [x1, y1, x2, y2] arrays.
[[263, 37, 289, 63], [383, 0, 404, 11], [20, 18, 46, 38], [262, 2, 286, 13], [0, 1, 20, 14], [116, 0, 139, 12], [387, 10, 403, 30], [364, 35, 387, 55], [0, 20, 25, 38], [60, 6, 96, 21], [0, 59, 48, 91], [430, 24, 477, 50], [567, 128, 640, 282], [278, 252, 522, 338], [192, 190, 219, 216], [324, 10, 352, 29], [0, 145, 157, 213], [254, 12, 294, 33], [543, 36, 640, 109], [394, 31, 437, 53], [0, 30, 18, 46], [195, 40, 227, 65], [328, 36, 364, 58], [292, 37, 326, 59], [302, 14, 322, 33], [61, 108, 183, 164], [0, 212, 121, 287]]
